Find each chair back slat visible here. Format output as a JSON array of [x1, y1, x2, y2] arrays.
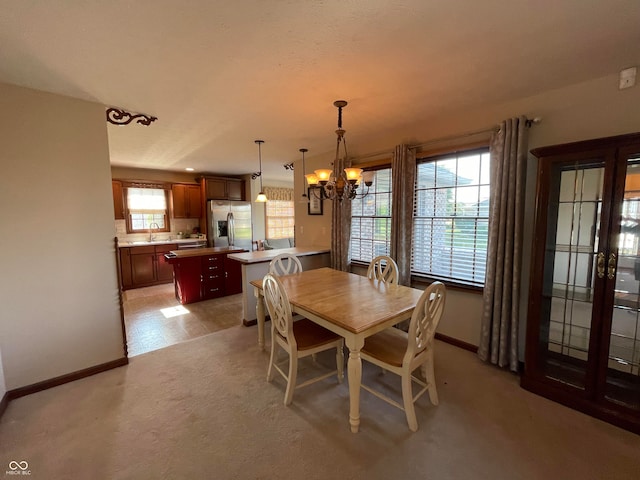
[[367, 255, 399, 284], [405, 282, 446, 364], [262, 273, 296, 348], [269, 253, 303, 276]]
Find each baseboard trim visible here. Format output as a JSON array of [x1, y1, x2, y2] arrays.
[[7, 357, 129, 401], [0, 391, 9, 419], [435, 333, 478, 353]]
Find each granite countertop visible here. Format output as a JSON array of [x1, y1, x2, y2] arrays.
[[226, 246, 330, 264], [118, 238, 207, 248], [165, 246, 247, 259]]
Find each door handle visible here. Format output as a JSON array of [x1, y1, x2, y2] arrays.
[[596, 252, 605, 279], [607, 253, 617, 280]]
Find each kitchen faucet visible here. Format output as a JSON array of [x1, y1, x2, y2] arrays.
[[149, 222, 160, 242]]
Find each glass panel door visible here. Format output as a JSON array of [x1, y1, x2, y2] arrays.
[[605, 155, 640, 411], [538, 162, 604, 389]]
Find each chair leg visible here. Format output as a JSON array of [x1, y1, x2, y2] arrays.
[[336, 342, 344, 383], [402, 372, 418, 432], [424, 356, 439, 405], [284, 354, 298, 406], [267, 337, 277, 382]]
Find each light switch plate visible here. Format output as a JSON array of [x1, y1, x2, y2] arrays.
[[619, 66, 637, 89]]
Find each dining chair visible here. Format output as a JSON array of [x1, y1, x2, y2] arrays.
[[360, 281, 446, 431], [262, 273, 344, 406], [269, 253, 303, 276], [367, 255, 399, 284]]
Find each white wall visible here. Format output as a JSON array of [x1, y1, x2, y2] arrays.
[[293, 72, 640, 348], [0, 82, 124, 390], [0, 347, 6, 399]]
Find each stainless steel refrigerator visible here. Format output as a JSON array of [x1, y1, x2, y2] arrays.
[[208, 200, 253, 250]]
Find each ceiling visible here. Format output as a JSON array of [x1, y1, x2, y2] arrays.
[[1, 1, 639, 183]]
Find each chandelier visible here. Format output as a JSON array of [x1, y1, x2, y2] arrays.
[[305, 100, 373, 201]]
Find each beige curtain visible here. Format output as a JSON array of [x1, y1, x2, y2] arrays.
[[478, 116, 528, 372], [264, 187, 293, 201], [330, 155, 352, 271], [390, 145, 416, 286]]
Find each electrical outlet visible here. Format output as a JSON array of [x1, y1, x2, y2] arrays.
[[619, 67, 637, 90]]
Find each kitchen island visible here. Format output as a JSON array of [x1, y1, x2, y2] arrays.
[[164, 247, 247, 304], [227, 246, 330, 326]]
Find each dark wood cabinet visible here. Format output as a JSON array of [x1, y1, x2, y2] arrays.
[[120, 244, 178, 290], [203, 176, 245, 201], [523, 132, 640, 435], [165, 248, 245, 304], [226, 179, 244, 201], [170, 256, 202, 304], [201, 253, 226, 299], [224, 257, 242, 295], [130, 246, 156, 286], [171, 183, 202, 218], [112, 180, 125, 219], [205, 178, 227, 199], [155, 244, 177, 282]]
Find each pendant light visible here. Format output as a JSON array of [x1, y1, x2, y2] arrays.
[[254, 140, 267, 203], [299, 148, 309, 203]]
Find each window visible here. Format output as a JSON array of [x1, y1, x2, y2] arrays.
[[350, 168, 392, 263], [412, 148, 490, 286], [266, 199, 294, 239], [125, 186, 170, 233]]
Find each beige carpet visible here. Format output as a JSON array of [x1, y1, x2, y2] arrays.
[[1, 325, 639, 479]]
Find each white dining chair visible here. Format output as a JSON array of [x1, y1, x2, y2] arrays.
[[263, 273, 344, 406], [360, 281, 446, 431], [367, 255, 399, 284], [269, 253, 303, 276]]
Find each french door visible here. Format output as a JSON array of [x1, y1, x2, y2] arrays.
[[524, 133, 640, 434]]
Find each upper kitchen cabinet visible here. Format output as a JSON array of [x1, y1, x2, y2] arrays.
[[112, 180, 125, 219], [203, 176, 245, 201], [171, 183, 202, 219]]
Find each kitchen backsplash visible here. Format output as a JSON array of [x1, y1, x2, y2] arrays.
[[115, 219, 202, 243]]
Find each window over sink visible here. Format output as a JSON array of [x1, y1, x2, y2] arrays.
[[124, 183, 171, 234]]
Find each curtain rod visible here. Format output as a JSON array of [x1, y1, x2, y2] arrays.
[[351, 117, 541, 162], [410, 117, 541, 150]]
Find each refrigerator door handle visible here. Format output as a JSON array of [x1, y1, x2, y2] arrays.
[[227, 212, 235, 246]]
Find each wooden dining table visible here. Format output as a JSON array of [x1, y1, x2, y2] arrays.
[[250, 267, 425, 433]]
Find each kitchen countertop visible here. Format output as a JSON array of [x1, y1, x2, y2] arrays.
[[226, 246, 330, 264], [117, 238, 207, 248], [165, 246, 247, 259]]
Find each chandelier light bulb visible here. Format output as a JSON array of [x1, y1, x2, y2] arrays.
[[314, 169, 333, 184]]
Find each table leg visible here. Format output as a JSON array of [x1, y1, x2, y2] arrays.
[[254, 289, 265, 350], [345, 337, 364, 433]]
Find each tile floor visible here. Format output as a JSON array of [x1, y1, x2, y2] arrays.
[[123, 283, 243, 356]]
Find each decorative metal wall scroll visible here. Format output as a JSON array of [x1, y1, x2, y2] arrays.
[[106, 107, 157, 126], [283, 163, 294, 170]]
